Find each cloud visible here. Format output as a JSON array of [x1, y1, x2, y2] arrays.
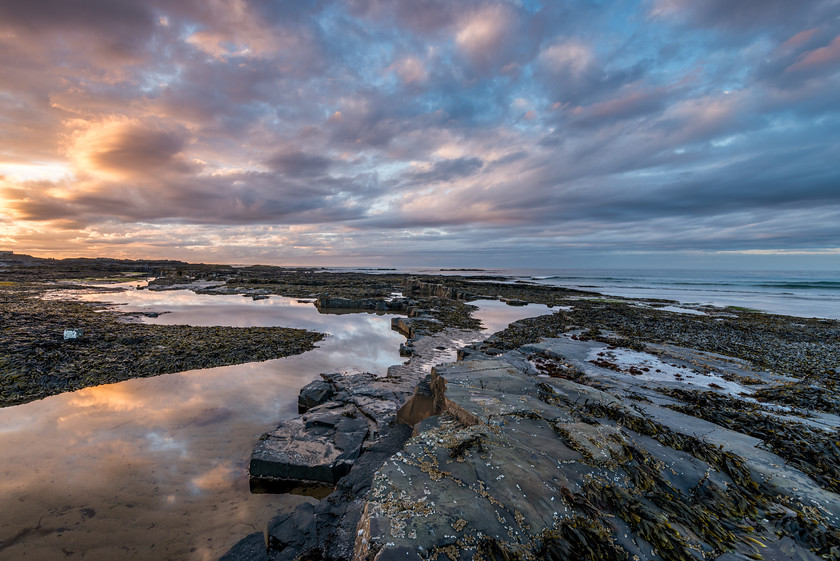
[[0, 0, 156, 56], [346, 0, 468, 36], [567, 86, 669, 128], [785, 34, 840, 76], [266, 151, 333, 177], [454, 4, 519, 72], [406, 157, 483, 184], [539, 40, 595, 78], [66, 117, 192, 181], [387, 56, 429, 85], [1, 0, 839, 267], [647, 0, 834, 33], [3, 170, 373, 226], [536, 39, 644, 105]]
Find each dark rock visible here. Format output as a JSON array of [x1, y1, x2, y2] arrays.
[[402, 278, 472, 300], [219, 531, 268, 561], [263, 423, 415, 561], [267, 503, 319, 561], [391, 317, 414, 338], [357, 344, 840, 560], [315, 296, 389, 311], [250, 330, 478, 561], [396, 375, 441, 427], [298, 380, 335, 414], [391, 317, 438, 339], [250, 407, 369, 488]]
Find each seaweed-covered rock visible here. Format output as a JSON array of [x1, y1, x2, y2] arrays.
[[315, 296, 389, 311], [0, 290, 325, 408], [358, 351, 840, 561], [402, 278, 472, 300]]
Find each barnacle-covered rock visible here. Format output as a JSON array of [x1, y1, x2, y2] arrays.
[[359, 343, 840, 561]]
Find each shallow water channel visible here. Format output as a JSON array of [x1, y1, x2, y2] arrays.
[[0, 287, 550, 560]]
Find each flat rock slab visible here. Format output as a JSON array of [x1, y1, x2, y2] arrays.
[[358, 353, 838, 561], [250, 405, 368, 487]]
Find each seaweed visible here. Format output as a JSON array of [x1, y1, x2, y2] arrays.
[[661, 388, 840, 493], [752, 382, 840, 415], [536, 517, 628, 561], [0, 289, 324, 407]]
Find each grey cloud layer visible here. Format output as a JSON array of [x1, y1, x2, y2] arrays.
[[1, 0, 839, 263]]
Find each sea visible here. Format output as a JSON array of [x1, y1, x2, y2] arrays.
[[322, 267, 840, 320]]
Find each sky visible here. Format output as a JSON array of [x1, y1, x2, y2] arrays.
[[1, 0, 839, 269]]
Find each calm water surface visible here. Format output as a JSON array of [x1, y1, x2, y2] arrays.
[[0, 288, 549, 560]]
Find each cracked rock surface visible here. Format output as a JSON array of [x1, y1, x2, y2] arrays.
[[230, 329, 484, 561], [358, 338, 840, 561]]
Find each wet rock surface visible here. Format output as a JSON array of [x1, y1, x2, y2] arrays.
[[3, 255, 838, 560], [297, 379, 335, 413], [219, 532, 269, 561], [234, 328, 482, 561], [315, 296, 414, 313], [251, 406, 369, 491], [360, 340, 840, 561], [229, 291, 839, 560]]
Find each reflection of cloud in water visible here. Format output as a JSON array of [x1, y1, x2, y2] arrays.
[[190, 461, 237, 494], [0, 292, 556, 559], [74, 288, 365, 331], [472, 300, 554, 335], [67, 382, 153, 412], [584, 346, 751, 397], [146, 430, 187, 455]]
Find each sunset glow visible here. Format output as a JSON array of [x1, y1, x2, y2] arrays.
[[0, 1, 838, 268]]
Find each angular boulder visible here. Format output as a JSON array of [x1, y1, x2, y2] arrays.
[[250, 404, 368, 492], [297, 379, 334, 413]]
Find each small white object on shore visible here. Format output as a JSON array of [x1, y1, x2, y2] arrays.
[[63, 329, 84, 340]]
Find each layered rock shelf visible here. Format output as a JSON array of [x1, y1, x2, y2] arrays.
[[77, 261, 830, 561], [359, 338, 840, 560], [230, 324, 485, 561], [314, 296, 414, 313], [224, 292, 839, 561]]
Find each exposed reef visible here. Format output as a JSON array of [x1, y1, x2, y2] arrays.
[[245, 328, 483, 561], [0, 284, 323, 407], [3, 254, 838, 560], [359, 338, 839, 560], [222, 277, 839, 561]]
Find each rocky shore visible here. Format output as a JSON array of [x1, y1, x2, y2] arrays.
[[0, 280, 324, 407], [2, 254, 838, 560], [221, 280, 840, 560]]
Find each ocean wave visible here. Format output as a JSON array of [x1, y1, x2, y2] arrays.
[[539, 279, 840, 291], [530, 275, 628, 282], [755, 281, 840, 290]]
